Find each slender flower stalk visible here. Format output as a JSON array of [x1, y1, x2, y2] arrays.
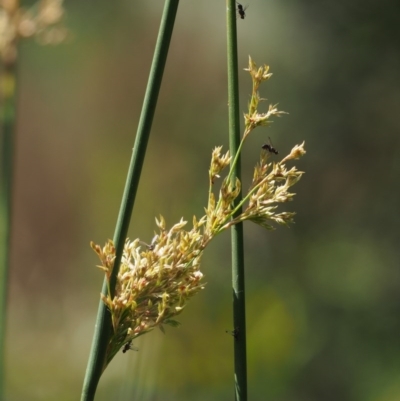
[[81, 1, 181, 400], [226, 2, 247, 399], [91, 56, 306, 369]]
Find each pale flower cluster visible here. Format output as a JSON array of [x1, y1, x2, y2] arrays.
[[92, 57, 306, 365], [91, 216, 208, 364], [0, 0, 67, 63]]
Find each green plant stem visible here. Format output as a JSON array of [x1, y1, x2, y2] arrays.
[[226, 1, 248, 400], [0, 57, 18, 400], [80, 1, 180, 400]]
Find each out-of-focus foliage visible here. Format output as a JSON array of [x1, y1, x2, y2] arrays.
[[0, 0, 68, 64], [4, 0, 400, 400]]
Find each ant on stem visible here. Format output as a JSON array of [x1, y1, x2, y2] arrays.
[[236, 2, 248, 19]]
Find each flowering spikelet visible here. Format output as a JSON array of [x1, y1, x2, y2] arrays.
[[91, 216, 208, 365], [92, 57, 306, 366]]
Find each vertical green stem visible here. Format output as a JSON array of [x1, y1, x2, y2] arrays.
[[226, 1, 247, 400], [80, 1, 180, 400], [0, 56, 18, 400]]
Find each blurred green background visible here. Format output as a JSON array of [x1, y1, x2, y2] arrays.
[[5, 0, 400, 400]]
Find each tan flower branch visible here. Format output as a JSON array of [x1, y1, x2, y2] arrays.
[[243, 56, 286, 138], [92, 57, 306, 366]]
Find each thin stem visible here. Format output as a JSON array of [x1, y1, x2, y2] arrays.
[[210, 129, 247, 232], [229, 162, 271, 218], [80, 1, 180, 400], [0, 56, 18, 401], [226, 1, 247, 401], [224, 128, 248, 188]]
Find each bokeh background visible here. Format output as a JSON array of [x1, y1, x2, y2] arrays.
[[4, 0, 400, 400]]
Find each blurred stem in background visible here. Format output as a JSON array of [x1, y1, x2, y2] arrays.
[[0, 46, 18, 401], [0, 1, 67, 398], [0, 3, 20, 399], [226, 1, 248, 400], [80, 1, 180, 400]]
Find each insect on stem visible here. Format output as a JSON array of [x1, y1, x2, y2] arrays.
[[122, 340, 139, 353], [226, 327, 239, 340], [236, 2, 248, 19]]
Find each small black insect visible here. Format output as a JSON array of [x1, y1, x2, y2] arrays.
[[236, 2, 248, 19], [226, 327, 239, 340], [122, 340, 138, 353], [262, 137, 279, 155]]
